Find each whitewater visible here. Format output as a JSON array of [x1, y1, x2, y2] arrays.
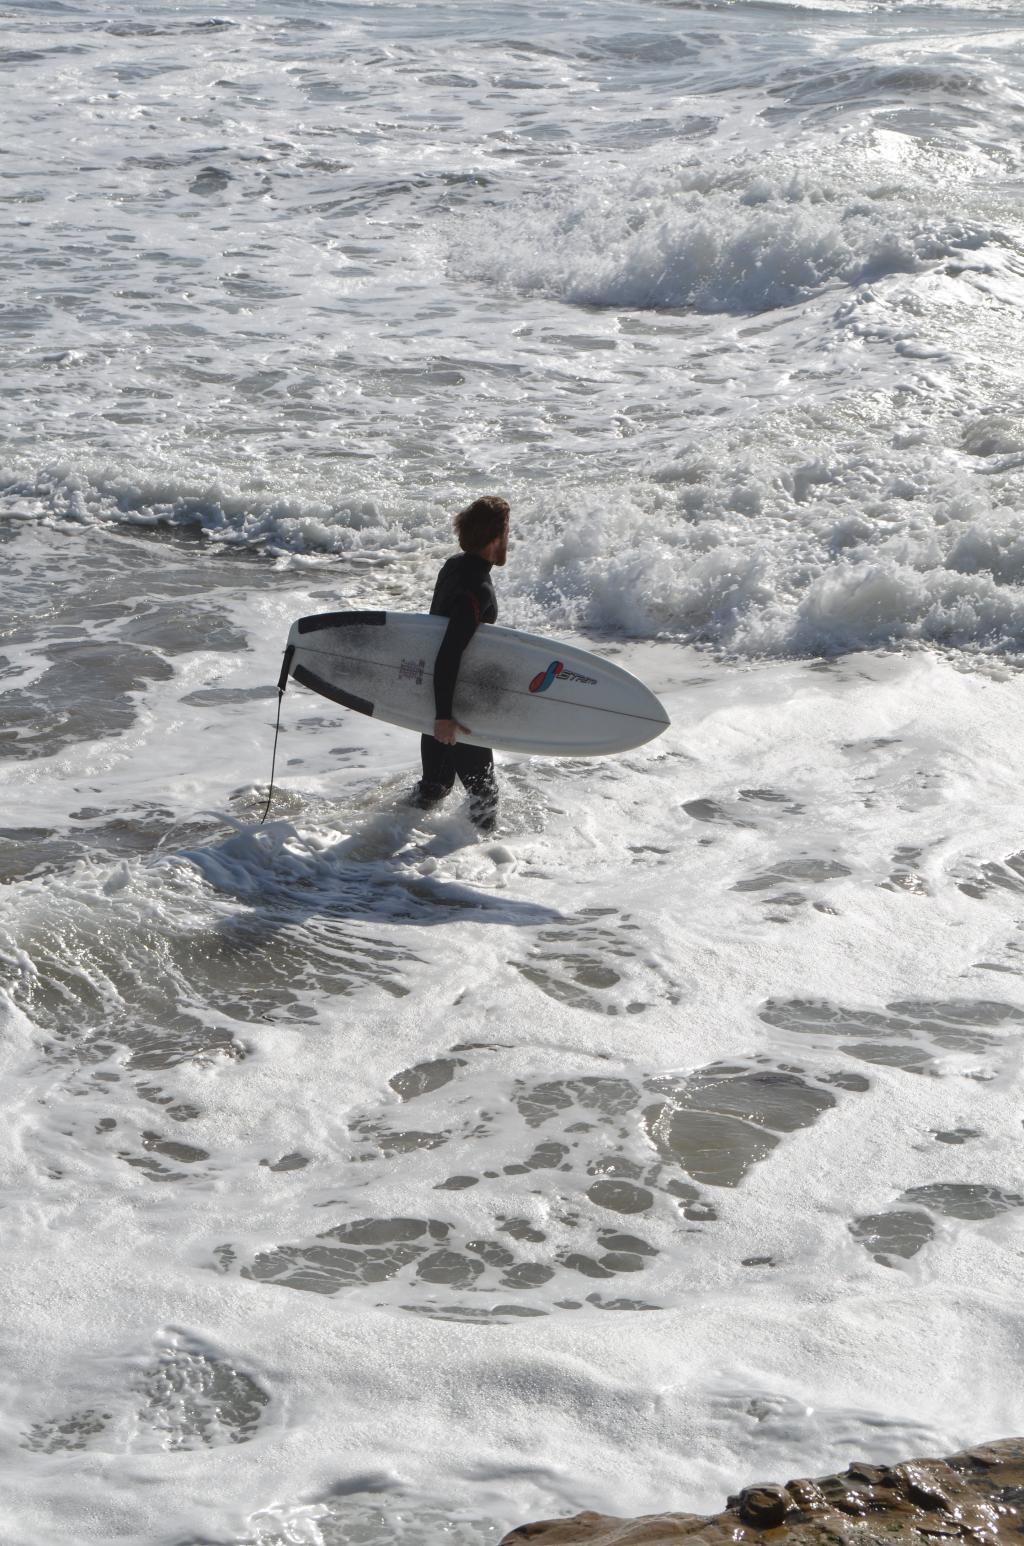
[[1, 0, 1023, 1541]]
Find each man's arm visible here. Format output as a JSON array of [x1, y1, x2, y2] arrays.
[[433, 592, 480, 740]]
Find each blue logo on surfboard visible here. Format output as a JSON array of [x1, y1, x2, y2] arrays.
[[529, 659, 597, 693]]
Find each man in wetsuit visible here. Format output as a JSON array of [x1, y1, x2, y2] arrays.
[[409, 495, 510, 832]]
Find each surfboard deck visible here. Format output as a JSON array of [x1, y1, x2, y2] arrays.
[[284, 612, 669, 757]]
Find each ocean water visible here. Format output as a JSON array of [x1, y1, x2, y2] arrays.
[[2, 0, 1024, 1542]]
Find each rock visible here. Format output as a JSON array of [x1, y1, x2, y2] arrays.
[[845, 1464, 890, 1486], [737, 1486, 791, 1528], [499, 1438, 1024, 1546], [894, 1463, 953, 1513], [784, 1478, 825, 1513]]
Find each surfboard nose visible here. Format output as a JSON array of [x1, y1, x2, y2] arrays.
[[635, 680, 671, 731]]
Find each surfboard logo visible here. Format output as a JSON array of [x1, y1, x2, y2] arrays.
[[530, 660, 564, 693], [529, 661, 597, 693]]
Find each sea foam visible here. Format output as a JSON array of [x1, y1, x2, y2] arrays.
[[448, 149, 1007, 315]]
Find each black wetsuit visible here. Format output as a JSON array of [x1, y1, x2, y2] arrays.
[[413, 552, 499, 826]]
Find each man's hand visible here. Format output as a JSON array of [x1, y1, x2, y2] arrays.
[[434, 717, 470, 745]]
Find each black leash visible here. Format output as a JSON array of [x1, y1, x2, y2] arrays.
[[259, 645, 294, 826]]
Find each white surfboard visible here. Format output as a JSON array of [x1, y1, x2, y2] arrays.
[[283, 611, 669, 757]]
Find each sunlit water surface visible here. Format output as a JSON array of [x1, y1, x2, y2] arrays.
[[2, 0, 1024, 1541]]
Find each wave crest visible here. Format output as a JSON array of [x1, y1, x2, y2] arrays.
[[449, 154, 1003, 314]]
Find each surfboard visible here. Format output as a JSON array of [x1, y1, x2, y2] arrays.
[[283, 612, 669, 757]]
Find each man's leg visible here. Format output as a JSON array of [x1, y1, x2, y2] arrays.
[[454, 744, 498, 831], [409, 734, 455, 809]]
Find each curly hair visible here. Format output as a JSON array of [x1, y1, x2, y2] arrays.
[[453, 495, 510, 553]]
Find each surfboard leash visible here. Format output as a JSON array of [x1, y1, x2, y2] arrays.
[[259, 645, 295, 826]]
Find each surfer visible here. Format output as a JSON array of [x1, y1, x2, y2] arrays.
[[409, 495, 510, 832]]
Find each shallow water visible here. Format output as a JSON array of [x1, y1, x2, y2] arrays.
[[2, 0, 1024, 1542]]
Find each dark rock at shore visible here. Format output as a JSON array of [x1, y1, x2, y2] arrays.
[[499, 1438, 1024, 1545]]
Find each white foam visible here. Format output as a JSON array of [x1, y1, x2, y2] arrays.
[[3, 0, 1024, 1541], [449, 155, 1003, 315], [4, 615, 1024, 1542]]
